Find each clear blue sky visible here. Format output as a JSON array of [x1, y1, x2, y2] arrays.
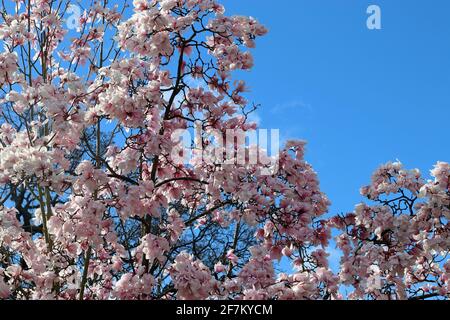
[[223, 0, 450, 221]]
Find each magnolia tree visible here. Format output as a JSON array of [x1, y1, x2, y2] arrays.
[[0, 0, 448, 301], [332, 162, 450, 300]]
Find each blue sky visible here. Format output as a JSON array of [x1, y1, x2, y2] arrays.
[[222, 0, 450, 221]]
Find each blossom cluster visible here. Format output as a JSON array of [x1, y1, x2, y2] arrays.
[[333, 162, 450, 299]]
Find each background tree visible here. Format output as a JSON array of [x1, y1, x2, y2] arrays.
[[332, 162, 449, 300]]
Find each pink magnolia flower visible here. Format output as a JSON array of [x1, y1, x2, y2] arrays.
[[0, 278, 10, 299], [226, 249, 239, 265]]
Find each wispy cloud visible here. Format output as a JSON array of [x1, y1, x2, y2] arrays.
[[270, 100, 313, 115], [247, 111, 262, 125]]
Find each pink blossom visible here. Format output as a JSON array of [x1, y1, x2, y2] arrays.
[[226, 249, 239, 265], [0, 277, 10, 299], [170, 252, 216, 300]]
